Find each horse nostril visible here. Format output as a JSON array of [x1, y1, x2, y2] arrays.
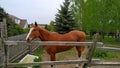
[[27, 38, 30, 43]]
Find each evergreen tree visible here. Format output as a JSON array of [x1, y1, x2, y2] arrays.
[[54, 0, 76, 34]]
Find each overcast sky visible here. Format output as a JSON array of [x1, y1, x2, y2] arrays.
[[0, 0, 64, 24]]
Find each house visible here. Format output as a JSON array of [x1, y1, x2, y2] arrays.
[[19, 19, 28, 29], [9, 14, 28, 29]]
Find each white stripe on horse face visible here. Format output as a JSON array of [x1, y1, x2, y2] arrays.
[[26, 28, 34, 40]]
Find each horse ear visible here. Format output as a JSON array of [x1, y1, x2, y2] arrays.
[[35, 22, 38, 26]]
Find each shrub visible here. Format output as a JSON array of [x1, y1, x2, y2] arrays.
[[33, 57, 42, 68], [93, 50, 117, 59], [94, 50, 107, 58]]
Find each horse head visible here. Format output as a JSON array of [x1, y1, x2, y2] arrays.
[[26, 22, 41, 42]]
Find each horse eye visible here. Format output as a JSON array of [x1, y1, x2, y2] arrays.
[[33, 29, 36, 31]]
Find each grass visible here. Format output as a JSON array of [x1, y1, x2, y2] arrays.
[[56, 48, 78, 60], [93, 50, 118, 60], [91, 35, 120, 60], [102, 36, 120, 48], [33, 48, 44, 56]]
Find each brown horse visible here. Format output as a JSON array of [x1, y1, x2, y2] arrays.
[[26, 22, 87, 68]]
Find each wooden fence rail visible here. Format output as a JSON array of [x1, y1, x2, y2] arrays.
[[97, 47, 120, 52], [92, 62, 120, 66], [7, 60, 120, 67], [7, 59, 100, 67], [5, 41, 103, 46]]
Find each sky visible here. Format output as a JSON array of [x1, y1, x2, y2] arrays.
[[0, 0, 64, 24]]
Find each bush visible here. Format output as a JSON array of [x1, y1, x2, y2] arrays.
[[33, 57, 42, 68], [86, 35, 92, 40], [93, 50, 117, 59]]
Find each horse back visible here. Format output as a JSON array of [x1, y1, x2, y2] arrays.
[[48, 30, 86, 42], [68, 30, 86, 42]]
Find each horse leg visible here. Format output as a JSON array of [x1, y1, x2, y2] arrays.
[[50, 54, 57, 68], [75, 46, 85, 68]]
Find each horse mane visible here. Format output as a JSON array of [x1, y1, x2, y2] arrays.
[[37, 26, 52, 40], [38, 26, 60, 36], [38, 26, 50, 33]]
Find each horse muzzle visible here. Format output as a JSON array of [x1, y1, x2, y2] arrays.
[[26, 38, 31, 43]]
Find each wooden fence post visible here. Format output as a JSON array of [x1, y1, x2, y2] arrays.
[[0, 18, 8, 68], [0, 19, 3, 67], [83, 33, 99, 68]]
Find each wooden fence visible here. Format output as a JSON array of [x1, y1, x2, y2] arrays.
[[4, 38, 101, 68], [3, 38, 120, 68]]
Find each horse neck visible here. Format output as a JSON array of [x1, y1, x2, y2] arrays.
[[38, 27, 51, 41]]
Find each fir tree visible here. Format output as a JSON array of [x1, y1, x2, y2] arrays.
[[54, 0, 76, 34]]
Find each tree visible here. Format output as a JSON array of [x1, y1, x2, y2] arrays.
[[54, 0, 76, 34], [82, 0, 101, 35], [49, 21, 55, 32], [71, 0, 85, 30], [45, 21, 55, 32], [0, 7, 26, 36], [72, 0, 120, 40], [0, 7, 7, 21]]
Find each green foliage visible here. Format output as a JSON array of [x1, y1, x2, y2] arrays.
[[103, 36, 116, 42], [94, 50, 107, 58], [23, 28, 29, 33], [0, 7, 7, 21], [33, 48, 44, 56], [7, 23, 26, 36], [71, 0, 84, 30], [94, 50, 118, 59], [32, 57, 42, 68], [49, 21, 55, 32], [72, 0, 120, 40], [54, 0, 76, 34], [45, 21, 55, 32], [86, 35, 92, 40]]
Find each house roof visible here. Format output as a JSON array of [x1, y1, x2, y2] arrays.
[[20, 19, 27, 28], [8, 14, 28, 28], [9, 14, 21, 20]]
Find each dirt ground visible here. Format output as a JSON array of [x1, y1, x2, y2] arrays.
[[40, 47, 120, 68]]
